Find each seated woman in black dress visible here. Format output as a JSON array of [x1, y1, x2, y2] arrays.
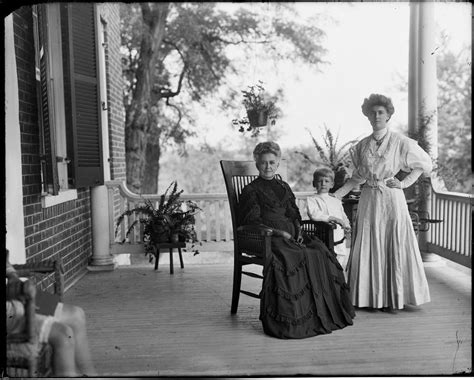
[[238, 141, 355, 339]]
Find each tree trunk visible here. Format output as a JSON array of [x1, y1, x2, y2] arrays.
[[125, 3, 170, 194], [142, 140, 161, 194]]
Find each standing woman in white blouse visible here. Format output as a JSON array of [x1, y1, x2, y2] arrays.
[[334, 93, 432, 311]]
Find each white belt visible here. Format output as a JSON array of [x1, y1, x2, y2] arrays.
[[363, 178, 389, 190]]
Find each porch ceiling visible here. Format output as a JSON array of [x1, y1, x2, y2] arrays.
[[64, 260, 471, 376]]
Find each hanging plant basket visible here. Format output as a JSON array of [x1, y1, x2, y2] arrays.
[[247, 109, 268, 128], [231, 81, 282, 136]]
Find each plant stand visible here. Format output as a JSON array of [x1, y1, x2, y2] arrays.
[[152, 242, 186, 274]]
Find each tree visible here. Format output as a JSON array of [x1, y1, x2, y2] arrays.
[[121, 3, 328, 193], [435, 44, 471, 192], [158, 143, 251, 194]]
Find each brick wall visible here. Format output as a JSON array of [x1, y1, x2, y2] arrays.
[[13, 4, 125, 291], [13, 7, 93, 291]]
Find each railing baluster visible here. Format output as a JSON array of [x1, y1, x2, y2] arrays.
[[455, 201, 460, 254], [465, 202, 470, 256], [120, 196, 126, 243], [195, 200, 203, 242], [429, 191, 439, 243], [129, 201, 136, 244], [441, 198, 446, 249], [216, 200, 223, 242], [205, 201, 211, 241], [434, 192, 440, 246], [459, 202, 466, 255], [449, 200, 455, 252], [224, 199, 231, 241]]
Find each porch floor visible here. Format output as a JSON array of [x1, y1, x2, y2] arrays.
[[64, 252, 471, 377]]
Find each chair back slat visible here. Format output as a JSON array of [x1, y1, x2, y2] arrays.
[[220, 160, 287, 240]]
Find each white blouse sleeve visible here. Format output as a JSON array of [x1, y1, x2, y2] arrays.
[[402, 138, 433, 174], [340, 201, 350, 227], [333, 143, 366, 199], [348, 144, 366, 184]]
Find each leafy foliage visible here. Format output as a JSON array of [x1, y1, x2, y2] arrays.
[[120, 3, 328, 192], [435, 44, 472, 192], [295, 126, 359, 190], [115, 181, 201, 259]]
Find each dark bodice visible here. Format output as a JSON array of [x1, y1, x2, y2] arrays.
[[238, 177, 301, 236]]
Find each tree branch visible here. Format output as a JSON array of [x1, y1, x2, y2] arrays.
[[162, 39, 186, 62], [207, 34, 270, 45], [165, 102, 183, 129], [153, 61, 188, 99]]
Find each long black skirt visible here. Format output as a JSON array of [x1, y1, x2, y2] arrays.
[[260, 235, 355, 339]]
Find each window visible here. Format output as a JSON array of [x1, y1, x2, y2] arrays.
[[33, 3, 104, 200]]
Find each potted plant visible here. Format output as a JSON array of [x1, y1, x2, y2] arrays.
[[115, 181, 201, 262], [232, 81, 280, 136]]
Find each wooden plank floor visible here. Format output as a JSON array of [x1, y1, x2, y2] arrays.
[[64, 259, 471, 377]]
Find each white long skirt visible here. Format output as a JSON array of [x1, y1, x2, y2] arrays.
[[346, 185, 430, 309]]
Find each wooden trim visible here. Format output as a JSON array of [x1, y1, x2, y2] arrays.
[[427, 243, 471, 268]]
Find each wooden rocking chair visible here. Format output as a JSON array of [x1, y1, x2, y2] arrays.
[[220, 160, 336, 314], [6, 259, 64, 377]]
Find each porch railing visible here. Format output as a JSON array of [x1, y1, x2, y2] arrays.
[[427, 187, 472, 268], [106, 180, 471, 267], [106, 180, 312, 254]]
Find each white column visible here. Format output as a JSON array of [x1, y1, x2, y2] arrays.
[[5, 14, 26, 263], [88, 185, 115, 270], [417, 2, 438, 158], [408, 2, 419, 137], [409, 2, 439, 262], [88, 9, 116, 271]]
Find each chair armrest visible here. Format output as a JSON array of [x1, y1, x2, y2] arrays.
[[13, 259, 65, 300], [301, 220, 336, 233], [236, 225, 273, 260], [13, 259, 64, 276], [237, 224, 274, 236], [409, 211, 420, 234], [301, 220, 335, 250]]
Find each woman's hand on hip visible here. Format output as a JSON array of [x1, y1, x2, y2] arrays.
[[385, 177, 402, 189]]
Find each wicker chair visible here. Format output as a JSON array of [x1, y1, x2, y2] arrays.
[[6, 259, 64, 377], [220, 160, 337, 314]]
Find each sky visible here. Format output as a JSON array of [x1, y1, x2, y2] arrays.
[[185, 1, 471, 150]]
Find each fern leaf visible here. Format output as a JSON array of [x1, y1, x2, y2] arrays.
[[310, 131, 329, 165], [294, 151, 316, 164]]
